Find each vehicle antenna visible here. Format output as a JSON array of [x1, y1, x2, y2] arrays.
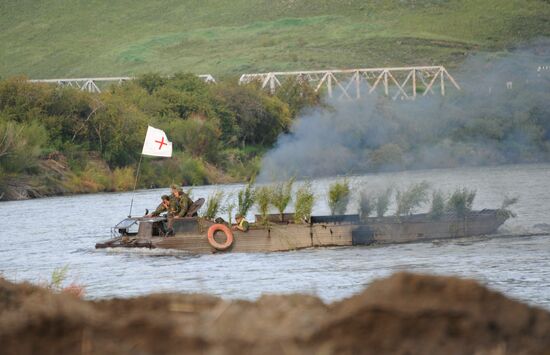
[[128, 154, 144, 217]]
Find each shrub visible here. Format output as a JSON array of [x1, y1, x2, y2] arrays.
[[375, 188, 392, 217], [166, 117, 222, 163], [328, 180, 350, 215], [271, 177, 294, 221], [203, 191, 224, 220], [212, 83, 291, 146], [237, 181, 255, 216], [84, 92, 148, 168], [254, 186, 273, 226], [395, 181, 430, 216], [47, 265, 85, 298], [136, 73, 166, 94], [430, 190, 446, 219], [139, 151, 209, 188], [48, 266, 69, 291], [294, 182, 315, 224], [447, 188, 476, 217], [275, 77, 321, 116], [358, 190, 373, 220], [112, 166, 135, 191], [223, 147, 263, 181], [0, 119, 49, 174], [66, 160, 113, 193], [179, 155, 208, 186]]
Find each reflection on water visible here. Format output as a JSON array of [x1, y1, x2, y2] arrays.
[[0, 163, 549, 308]]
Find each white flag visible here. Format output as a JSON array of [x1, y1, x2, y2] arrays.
[[141, 126, 173, 157]]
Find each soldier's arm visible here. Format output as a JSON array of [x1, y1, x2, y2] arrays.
[[151, 203, 166, 217]]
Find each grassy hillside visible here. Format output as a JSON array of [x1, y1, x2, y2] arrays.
[[1, 0, 549, 79]]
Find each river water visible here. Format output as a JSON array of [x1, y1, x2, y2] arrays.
[[1, 163, 549, 308]]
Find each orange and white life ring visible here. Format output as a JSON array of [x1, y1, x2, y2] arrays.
[[207, 224, 234, 251]]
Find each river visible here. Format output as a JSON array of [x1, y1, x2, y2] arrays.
[[1, 163, 549, 308]]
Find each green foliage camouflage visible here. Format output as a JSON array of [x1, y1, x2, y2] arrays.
[[294, 182, 315, 224], [237, 181, 255, 217], [254, 186, 273, 226], [225, 195, 236, 225], [430, 190, 447, 219], [375, 188, 392, 218], [358, 190, 373, 221], [271, 177, 295, 221], [395, 181, 430, 216], [328, 180, 350, 216], [447, 188, 476, 218], [497, 195, 519, 219], [203, 191, 224, 220]]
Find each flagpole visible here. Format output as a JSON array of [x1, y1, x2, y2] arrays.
[[128, 154, 144, 217]]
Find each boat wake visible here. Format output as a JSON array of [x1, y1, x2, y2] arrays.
[[95, 247, 197, 257]]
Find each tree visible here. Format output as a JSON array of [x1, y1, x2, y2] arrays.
[[213, 83, 291, 147], [0, 118, 48, 173], [166, 116, 222, 163], [276, 77, 321, 117]]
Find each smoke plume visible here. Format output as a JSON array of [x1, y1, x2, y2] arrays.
[[258, 40, 550, 182]]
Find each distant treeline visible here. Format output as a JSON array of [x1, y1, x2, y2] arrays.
[[0, 74, 320, 198]]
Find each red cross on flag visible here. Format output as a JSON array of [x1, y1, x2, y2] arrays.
[[141, 126, 173, 157]]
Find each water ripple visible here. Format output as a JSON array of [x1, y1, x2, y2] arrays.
[[0, 163, 549, 309]]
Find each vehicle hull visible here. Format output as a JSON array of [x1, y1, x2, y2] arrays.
[[96, 210, 508, 253]]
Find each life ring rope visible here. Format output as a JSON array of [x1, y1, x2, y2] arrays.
[[207, 224, 234, 251]]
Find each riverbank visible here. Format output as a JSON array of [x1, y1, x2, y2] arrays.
[[1, 272, 549, 355], [0, 151, 238, 201]]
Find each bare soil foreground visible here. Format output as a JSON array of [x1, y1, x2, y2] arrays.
[[1, 273, 549, 355]]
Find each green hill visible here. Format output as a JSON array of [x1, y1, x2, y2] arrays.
[[1, 0, 549, 79]]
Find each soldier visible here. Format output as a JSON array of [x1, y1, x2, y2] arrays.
[[146, 194, 174, 237], [160, 184, 193, 236], [169, 183, 180, 208], [173, 188, 194, 217], [233, 214, 250, 232], [147, 195, 172, 217]]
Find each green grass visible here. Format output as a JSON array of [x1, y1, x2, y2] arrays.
[[1, 0, 549, 79]]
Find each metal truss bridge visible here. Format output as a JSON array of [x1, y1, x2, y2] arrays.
[[31, 66, 460, 99], [29, 75, 216, 93], [239, 66, 460, 99]]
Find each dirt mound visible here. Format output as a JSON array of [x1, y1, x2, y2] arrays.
[[1, 273, 549, 355]]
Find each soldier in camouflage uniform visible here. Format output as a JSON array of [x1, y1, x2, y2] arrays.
[[148, 195, 172, 217], [173, 188, 194, 217], [169, 184, 180, 209], [161, 184, 193, 236], [233, 214, 250, 232], [145, 194, 176, 237]]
